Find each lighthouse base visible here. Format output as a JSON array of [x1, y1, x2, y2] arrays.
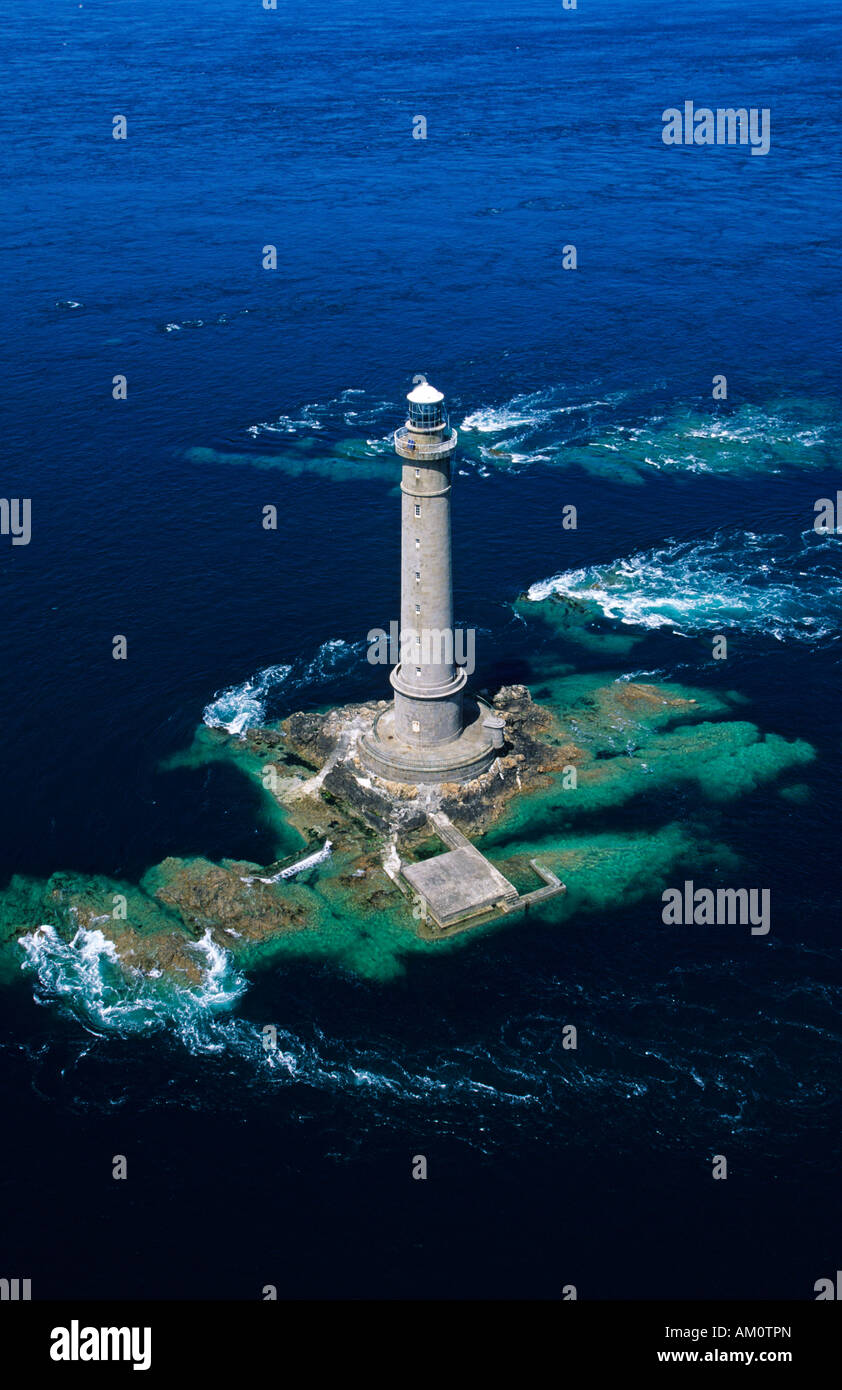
[[359, 695, 499, 786]]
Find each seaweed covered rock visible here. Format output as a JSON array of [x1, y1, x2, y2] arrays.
[[152, 857, 307, 943]]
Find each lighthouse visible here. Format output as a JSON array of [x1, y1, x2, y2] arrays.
[[360, 380, 501, 785]]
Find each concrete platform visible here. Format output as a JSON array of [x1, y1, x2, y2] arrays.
[[394, 811, 567, 933], [402, 846, 518, 928]]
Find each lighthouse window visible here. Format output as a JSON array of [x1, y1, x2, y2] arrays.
[[414, 504, 420, 517], [415, 604, 420, 614], [415, 468, 420, 479], [412, 720, 420, 733], [415, 668, 421, 676], [415, 571, 420, 582], [409, 401, 443, 429], [415, 538, 420, 549]]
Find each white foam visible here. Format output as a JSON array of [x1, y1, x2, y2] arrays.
[[242, 840, 333, 884], [527, 530, 842, 641], [202, 663, 291, 735], [203, 639, 366, 736], [245, 391, 392, 440], [460, 392, 618, 435], [459, 392, 838, 482], [17, 924, 246, 1043], [247, 413, 324, 436]]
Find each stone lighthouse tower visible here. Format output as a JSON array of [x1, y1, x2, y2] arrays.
[[360, 380, 501, 784]]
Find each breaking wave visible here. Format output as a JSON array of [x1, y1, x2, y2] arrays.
[[461, 388, 626, 435], [202, 638, 366, 734], [460, 391, 840, 478], [246, 388, 394, 440], [527, 529, 842, 641], [241, 839, 333, 883], [202, 663, 292, 735], [459, 385, 632, 469], [194, 386, 840, 486], [575, 402, 837, 479], [15, 937, 840, 1164], [18, 925, 246, 1045]]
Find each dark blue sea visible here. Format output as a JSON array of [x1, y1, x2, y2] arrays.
[[1, 0, 840, 1299]]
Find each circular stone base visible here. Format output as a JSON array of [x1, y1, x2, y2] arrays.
[[359, 696, 499, 785]]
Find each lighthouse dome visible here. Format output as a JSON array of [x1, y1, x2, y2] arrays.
[[407, 381, 444, 405], [406, 380, 446, 431]]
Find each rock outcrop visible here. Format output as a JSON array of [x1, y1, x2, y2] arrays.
[[153, 857, 308, 944], [272, 684, 583, 840]]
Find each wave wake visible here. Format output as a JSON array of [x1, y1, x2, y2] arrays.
[[461, 392, 840, 478], [241, 840, 333, 883], [18, 925, 246, 1045], [527, 529, 842, 641], [202, 638, 365, 735], [202, 663, 291, 735], [16, 928, 840, 1165], [246, 388, 393, 439]]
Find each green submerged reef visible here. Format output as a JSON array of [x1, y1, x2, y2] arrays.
[[0, 594, 815, 988]]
